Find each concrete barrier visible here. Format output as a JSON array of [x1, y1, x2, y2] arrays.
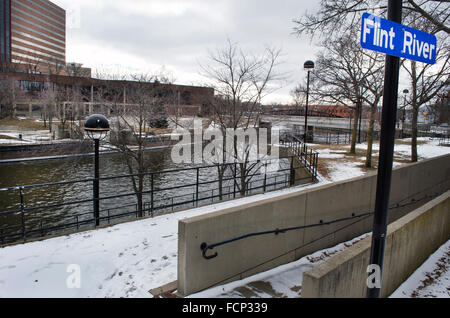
[[301, 190, 450, 298], [177, 154, 450, 296]]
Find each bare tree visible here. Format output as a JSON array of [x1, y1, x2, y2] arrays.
[[396, 14, 450, 161], [37, 87, 57, 131], [291, 83, 308, 117], [294, 0, 450, 164], [67, 84, 86, 139], [107, 74, 172, 217], [294, 0, 450, 39], [360, 50, 385, 168], [428, 90, 450, 125], [47, 57, 66, 76], [199, 40, 283, 196], [307, 31, 382, 154], [403, 46, 450, 162], [0, 79, 17, 119]]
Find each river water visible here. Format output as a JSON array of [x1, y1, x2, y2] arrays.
[[0, 147, 293, 243]]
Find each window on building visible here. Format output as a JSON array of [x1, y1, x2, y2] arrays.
[[181, 91, 191, 105]]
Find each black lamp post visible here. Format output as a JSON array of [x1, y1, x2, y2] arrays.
[[304, 60, 315, 142], [401, 89, 409, 138], [359, 104, 363, 144], [84, 114, 110, 227]]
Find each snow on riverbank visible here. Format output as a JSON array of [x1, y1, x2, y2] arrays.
[[0, 131, 53, 144], [0, 138, 448, 298], [390, 239, 450, 298], [352, 137, 450, 161], [0, 183, 327, 298], [188, 234, 370, 298], [310, 137, 450, 183]]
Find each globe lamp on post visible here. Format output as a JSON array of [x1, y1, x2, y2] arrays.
[[304, 60, 315, 142], [84, 114, 110, 227]]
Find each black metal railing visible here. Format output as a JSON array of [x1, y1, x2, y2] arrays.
[[279, 128, 382, 145], [402, 124, 450, 139], [439, 135, 450, 147], [0, 154, 319, 245], [280, 134, 319, 181], [312, 129, 354, 145], [200, 191, 441, 261]]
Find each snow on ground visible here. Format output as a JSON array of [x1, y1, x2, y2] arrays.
[[271, 123, 291, 131], [0, 139, 28, 144], [325, 160, 366, 182], [0, 138, 448, 298], [188, 234, 370, 298], [0, 183, 328, 298], [314, 148, 347, 159], [312, 137, 450, 183], [353, 137, 450, 160], [0, 130, 53, 144], [390, 239, 450, 298]]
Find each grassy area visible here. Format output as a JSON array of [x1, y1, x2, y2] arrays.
[[395, 139, 427, 146], [308, 138, 421, 179], [147, 128, 173, 135], [0, 118, 47, 130], [316, 158, 332, 179]]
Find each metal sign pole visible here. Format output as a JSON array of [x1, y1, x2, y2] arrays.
[[94, 138, 100, 227], [367, 0, 402, 298], [304, 70, 310, 142]]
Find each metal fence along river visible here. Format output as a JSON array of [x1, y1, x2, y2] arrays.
[[0, 141, 319, 245]]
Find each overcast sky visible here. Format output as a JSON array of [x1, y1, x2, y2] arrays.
[[51, 0, 321, 104]]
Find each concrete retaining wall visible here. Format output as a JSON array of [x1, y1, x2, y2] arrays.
[[177, 154, 450, 296], [301, 190, 450, 298]]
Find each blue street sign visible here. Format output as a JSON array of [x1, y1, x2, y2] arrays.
[[361, 12, 437, 65]]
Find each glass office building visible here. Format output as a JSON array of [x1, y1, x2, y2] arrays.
[[1, 0, 65, 72], [0, 0, 11, 63]]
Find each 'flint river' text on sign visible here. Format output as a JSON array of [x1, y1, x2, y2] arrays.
[[360, 12, 437, 65]]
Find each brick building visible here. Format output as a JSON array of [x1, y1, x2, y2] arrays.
[[0, 0, 214, 118], [0, 71, 214, 119]]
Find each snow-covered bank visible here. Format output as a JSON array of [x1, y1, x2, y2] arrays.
[[0, 130, 54, 145], [188, 234, 370, 298], [0, 138, 448, 298], [0, 183, 327, 298], [390, 239, 450, 298], [311, 137, 450, 183]]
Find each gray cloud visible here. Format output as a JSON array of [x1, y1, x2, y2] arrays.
[[53, 0, 321, 103]]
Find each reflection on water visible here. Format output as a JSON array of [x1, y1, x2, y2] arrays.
[[0, 148, 292, 242], [0, 149, 173, 234]]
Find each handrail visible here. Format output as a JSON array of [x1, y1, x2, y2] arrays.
[[0, 155, 317, 245]]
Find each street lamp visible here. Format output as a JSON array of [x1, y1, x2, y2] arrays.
[[304, 60, 315, 143], [401, 89, 409, 138], [84, 114, 110, 227]]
